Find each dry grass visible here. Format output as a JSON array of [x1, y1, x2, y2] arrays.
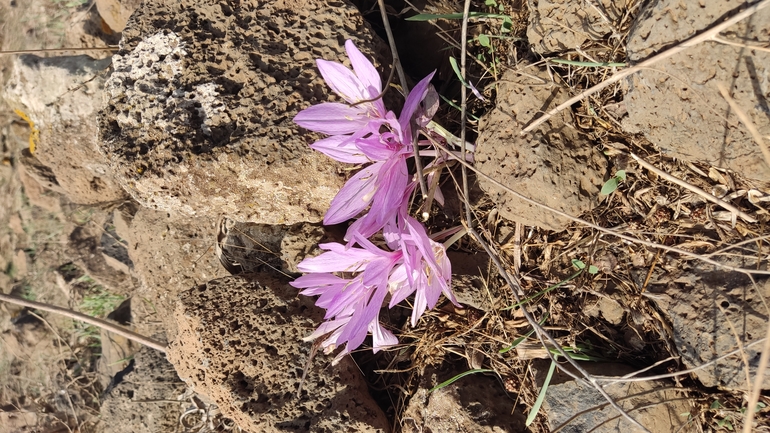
[[343, 0, 770, 432]]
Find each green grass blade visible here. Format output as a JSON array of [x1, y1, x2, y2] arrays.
[[503, 271, 581, 310], [549, 59, 626, 68], [406, 12, 510, 21], [438, 95, 481, 121], [526, 360, 556, 426], [428, 369, 494, 393]]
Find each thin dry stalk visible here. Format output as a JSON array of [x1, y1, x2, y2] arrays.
[[428, 135, 770, 276], [629, 152, 757, 224], [742, 277, 770, 433], [0, 46, 119, 55], [715, 303, 753, 395], [594, 337, 766, 383], [0, 293, 167, 353], [716, 82, 770, 170], [521, 0, 770, 133], [452, 14, 648, 421]]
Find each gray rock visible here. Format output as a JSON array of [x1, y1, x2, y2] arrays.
[[3, 55, 128, 204], [475, 68, 608, 231], [527, 0, 622, 54], [99, 346, 186, 433], [646, 259, 770, 391], [166, 274, 390, 433], [98, 0, 389, 224], [533, 361, 695, 433], [401, 367, 525, 432], [623, 0, 770, 181]]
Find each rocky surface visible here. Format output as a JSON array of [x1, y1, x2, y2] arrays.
[[167, 274, 390, 433], [475, 67, 608, 231], [98, 0, 389, 224], [623, 0, 770, 181], [646, 258, 770, 391], [121, 208, 226, 341], [527, 0, 622, 54], [533, 361, 695, 432], [99, 345, 187, 433], [401, 367, 525, 433], [3, 55, 127, 204]]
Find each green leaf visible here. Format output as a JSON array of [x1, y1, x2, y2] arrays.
[[711, 400, 723, 410], [616, 170, 627, 181], [448, 56, 468, 87], [572, 259, 586, 270], [600, 178, 619, 195], [501, 16, 512, 33], [550, 59, 626, 68], [588, 265, 599, 274], [526, 360, 556, 426], [406, 12, 510, 21], [484, 0, 498, 6], [478, 34, 491, 48], [429, 369, 494, 393]]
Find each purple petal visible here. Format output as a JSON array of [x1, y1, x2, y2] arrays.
[[316, 59, 367, 103], [294, 103, 369, 135], [296, 244, 377, 274], [324, 162, 382, 225], [399, 71, 436, 141], [345, 40, 382, 97], [468, 80, 486, 101], [370, 320, 398, 352], [310, 135, 369, 163]]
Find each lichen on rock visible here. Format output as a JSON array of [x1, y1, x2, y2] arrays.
[[98, 0, 389, 224]]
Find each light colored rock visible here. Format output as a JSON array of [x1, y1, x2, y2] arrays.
[[99, 346, 187, 433], [533, 361, 695, 432], [99, 0, 389, 224], [475, 68, 608, 231], [124, 208, 226, 340], [167, 274, 390, 433], [402, 367, 525, 432], [623, 0, 770, 181], [527, 0, 621, 54], [647, 259, 770, 391], [3, 55, 128, 204]]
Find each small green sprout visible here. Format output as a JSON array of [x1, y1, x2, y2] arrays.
[[600, 170, 626, 195]]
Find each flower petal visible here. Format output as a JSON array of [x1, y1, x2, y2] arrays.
[[345, 40, 381, 97], [317, 59, 366, 103], [294, 103, 369, 135], [399, 71, 436, 142], [324, 162, 382, 225], [310, 135, 369, 163]]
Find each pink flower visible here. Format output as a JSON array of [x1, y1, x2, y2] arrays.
[[290, 218, 457, 362], [293, 40, 388, 137]]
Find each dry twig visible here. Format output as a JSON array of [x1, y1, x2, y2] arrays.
[[521, 0, 770, 133], [629, 152, 757, 224], [0, 293, 167, 353]]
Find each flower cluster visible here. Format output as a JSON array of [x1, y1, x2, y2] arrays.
[[291, 40, 460, 363]]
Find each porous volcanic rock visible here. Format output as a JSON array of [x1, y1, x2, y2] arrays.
[[122, 208, 226, 341], [3, 55, 127, 204], [98, 0, 389, 224], [167, 274, 390, 433], [475, 67, 608, 231], [623, 0, 770, 181], [527, 0, 622, 54], [646, 258, 770, 392], [401, 366, 525, 432]]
